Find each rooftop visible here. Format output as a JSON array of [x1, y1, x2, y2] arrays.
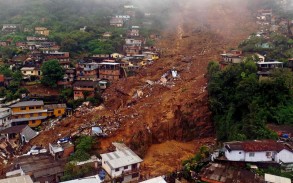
[[14, 154, 65, 178], [0, 175, 33, 183], [44, 103, 66, 110], [225, 140, 292, 152], [60, 175, 102, 183], [10, 101, 44, 108], [200, 163, 264, 183], [101, 143, 142, 169]]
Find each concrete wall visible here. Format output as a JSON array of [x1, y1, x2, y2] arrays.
[[276, 149, 293, 163]]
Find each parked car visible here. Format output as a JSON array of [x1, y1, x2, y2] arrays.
[[27, 145, 47, 155], [57, 137, 71, 144]]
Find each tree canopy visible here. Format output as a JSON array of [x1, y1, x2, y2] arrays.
[[41, 59, 64, 88], [207, 61, 293, 141]]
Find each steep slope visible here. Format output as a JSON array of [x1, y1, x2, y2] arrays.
[[26, 0, 257, 176]]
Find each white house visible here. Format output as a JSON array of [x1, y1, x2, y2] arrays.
[[0, 108, 11, 129], [100, 142, 143, 183], [224, 140, 293, 164]]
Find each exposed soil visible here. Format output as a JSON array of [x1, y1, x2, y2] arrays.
[[23, 0, 257, 177]]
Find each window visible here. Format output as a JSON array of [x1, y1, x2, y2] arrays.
[[115, 168, 119, 172], [124, 166, 128, 170], [249, 152, 255, 157], [266, 152, 272, 157], [29, 107, 34, 110], [239, 152, 242, 154], [24, 71, 26, 74], [20, 107, 26, 110], [36, 106, 41, 109], [30, 114, 33, 117], [58, 110, 61, 114], [31, 71, 33, 74], [38, 113, 42, 116], [31, 120, 35, 124]]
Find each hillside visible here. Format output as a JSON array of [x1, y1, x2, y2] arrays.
[[25, 0, 258, 176]]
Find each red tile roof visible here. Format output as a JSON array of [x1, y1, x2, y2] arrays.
[[225, 140, 291, 152]]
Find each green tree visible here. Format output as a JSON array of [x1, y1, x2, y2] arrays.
[[41, 59, 64, 88]]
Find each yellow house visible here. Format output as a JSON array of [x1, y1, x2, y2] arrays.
[[10, 101, 48, 127], [44, 104, 66, 117], [20, 67, 41, 79], [35, 27, 50, 36], [142, 52, 159, 60]]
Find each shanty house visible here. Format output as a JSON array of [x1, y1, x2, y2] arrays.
[[73, 81, 99, 100], [0, 125, 38, 145], [0, 108, 12, 129], [44, 104, 67, 117], [98, 62, 121, 80], [101, 143, 143, 183]]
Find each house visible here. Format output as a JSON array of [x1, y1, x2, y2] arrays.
[[123, 45, 141, 56], [220, 50, 243, 68], [101, 143, 143, 183], [0, 175, 33, 183], [73, 81, 99, 100], [58, 68, 76, 87], [224, 140, 293, 163], [61, 175, 103, 183], [10, 101, 48, 127], [44, 104, 67, 117], [264, 173, 291, 183], [35, 27, 50, 36], [255, 53, 265, 62], [0, 108, 12, 129], [140, 177, 167, 183], [111, 53, 124, 59], [102, 32, 112, 39], [98, 62, 121, 80], [257, 61, 283, 76], [0, 125, 38, 145], [115, 15, 131, 21], [26, 36, 48, 41], [20, 67, 41, 80], [77, 62, 99, 81], [49, 141, 74, 160], [6, 154, 65, 183], [43, 51, 70, 62], [110, 17, 124, 27], [127, 27, 140, 37], [199, 163, 264, 183], [2, 24, 20, 33]]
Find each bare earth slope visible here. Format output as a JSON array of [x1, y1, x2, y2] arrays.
[[28, 0, 257, 176]]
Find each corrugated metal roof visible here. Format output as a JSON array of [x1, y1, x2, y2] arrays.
[[101, 147, 142, 169], [10, 101, 44, 108], [60, 175, 102, 183]]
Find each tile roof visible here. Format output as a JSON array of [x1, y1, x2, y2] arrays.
[[225, 140, 290, 152]]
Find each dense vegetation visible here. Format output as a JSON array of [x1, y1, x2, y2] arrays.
[[239, 33, 293, 62], [0, 0, 165, 58], [61, 136, 98, 181], [207, 61, 293, 141]]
